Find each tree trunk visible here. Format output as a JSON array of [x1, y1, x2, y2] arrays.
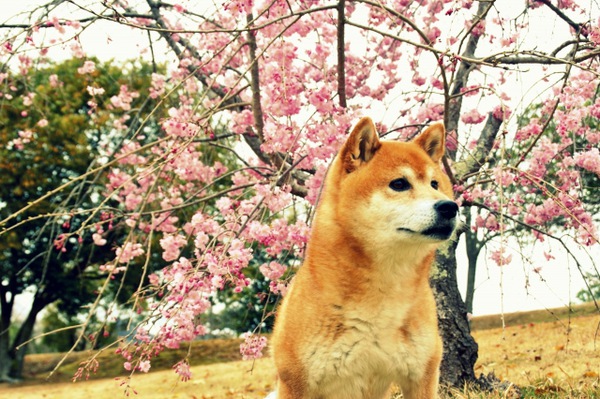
[[430, 235, 479, 387], [10, 295, 47, 379], [0, 283, 15, 382], [0, 326, 12, 382], [464, 241, 478, 315], [464, 210, 482, 315]]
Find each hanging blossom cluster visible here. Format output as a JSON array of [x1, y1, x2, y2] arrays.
[[457, 69, 600, 265], [100, 92, 310, 367], [2, 0, 599, 382], [519, 72, 599, 246]]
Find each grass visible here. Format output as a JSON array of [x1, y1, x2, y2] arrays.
[[1, 303, 599, 398], [20, 337, 245, 382], [470, 302, 599, 330], [471, 312, 600, 398]]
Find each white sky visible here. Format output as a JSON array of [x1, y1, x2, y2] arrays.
[[4, 0, 599, 319]]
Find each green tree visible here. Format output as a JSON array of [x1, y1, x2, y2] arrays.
[[0, 58, 165, 380], [39, 303, 119, 353], [577, 273, 600, 303]]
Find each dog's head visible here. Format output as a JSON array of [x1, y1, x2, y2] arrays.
[[323, 117, 458, 250]]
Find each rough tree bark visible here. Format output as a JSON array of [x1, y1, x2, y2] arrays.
[[433, 1, 504, 386], [431, 234, 479, 388]]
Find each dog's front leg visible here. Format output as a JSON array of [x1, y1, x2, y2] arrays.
[[273, 370, 309, 399], [397, 353, 441, 399]]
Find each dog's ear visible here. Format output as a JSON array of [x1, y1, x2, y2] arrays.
[[341, 117, 381, 173], [413, 122, 446, 163]]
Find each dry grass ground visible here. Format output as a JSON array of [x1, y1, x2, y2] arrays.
[[471, 314, 600, 398], [1, 358, 276, 399], [1, 304, 599, 398]]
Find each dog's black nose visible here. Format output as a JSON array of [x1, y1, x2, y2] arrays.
[[434, 200, 458, 219]]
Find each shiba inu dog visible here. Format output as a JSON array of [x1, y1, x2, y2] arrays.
[[270, 117, 458, 399]]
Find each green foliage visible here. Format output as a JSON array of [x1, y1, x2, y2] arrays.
[[206, 251, 297, 335], [0, 58, 162, 282], [576, 272, 600, 303], [0, 58, 168, 371], [39, 303, 119, 353], [207, 272, 278, 335]]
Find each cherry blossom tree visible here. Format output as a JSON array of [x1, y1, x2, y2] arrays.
[[1, 0, 599, 390], [0, 56, 173, 380]]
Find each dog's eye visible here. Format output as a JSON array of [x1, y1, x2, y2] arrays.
[[389, 178, 410, 192], [431, 180, 439, 190]]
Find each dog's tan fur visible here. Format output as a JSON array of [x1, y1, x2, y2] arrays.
[[271, 117, 458, 399]]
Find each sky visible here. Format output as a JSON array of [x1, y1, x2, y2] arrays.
[[3, 0, 599, 319]]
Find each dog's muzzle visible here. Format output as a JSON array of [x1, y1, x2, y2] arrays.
[[422, 200, 458, 239]]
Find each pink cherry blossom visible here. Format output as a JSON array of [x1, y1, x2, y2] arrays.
[[259, 261, 286, 281], [77, 60, 96, 74], [138, 360, 151, 373], [92, 233, 107, 246], [490, 246, 512, 267], [240, 332, 268, 361], [574, 148, 600, 176], [173, 359, 192, 381], [110, 85, 139, 111], [160, 234, 187, 262], [116, 243, 145, 264]]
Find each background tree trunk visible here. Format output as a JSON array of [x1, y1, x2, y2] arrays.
[[0, 330, 11, 382], [9, 295, 47, 379], [0, 281, 15, 382], [431, 234, 479, 387], [464, 210, 483, 314]]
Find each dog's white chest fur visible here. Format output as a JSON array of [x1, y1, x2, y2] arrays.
[[301, 301, 438, 399]]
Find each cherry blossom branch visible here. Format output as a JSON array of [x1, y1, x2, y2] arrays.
[[454, 112, 504, 182], [512, 49, 576, 169], [136, 183, 258, 216], [16, 323, 84, 351], [142, 2, 269, 169], [29, 0, 338, 35], [245, 12, 307, 196], [246, 13, 266, 146], [139, 1, 310, 197], [510, 168, 598, 243], [345, 20, 441, 60], [45, 260, 132, 379], [445, 0, 494, 153], [470, 200, 599, 313], [357, 0, 432, 46], [0, 135, 171, 231], [534, 0, 586, 35], [485, 48, 600, 67]]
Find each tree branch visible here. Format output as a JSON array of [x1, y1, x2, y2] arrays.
[[485, 48, 600, 66], [247, 13, 266, 144], [534, 0, 585, 35], [141, 0, 309, 197], [337, 0, 347, 108], [445, 0, 494, 161], [454, 112, 504, 182], [470, 200, 600, 314]]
